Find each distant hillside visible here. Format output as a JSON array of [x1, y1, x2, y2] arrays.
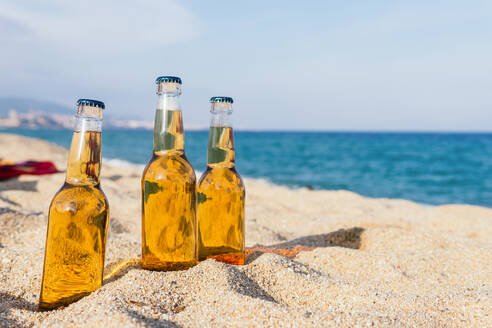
[[0, 97, 71, 116], [0, 97, 155, 130]]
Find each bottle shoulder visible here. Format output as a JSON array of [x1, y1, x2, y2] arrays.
[[198, 166, 244, 192], [143, 153, 196, 183], [50, 183, 108, 214]]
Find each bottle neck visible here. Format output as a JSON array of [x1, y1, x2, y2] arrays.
[[153, 92, 185, 155], [65, 114, 103, 185], [207, 105, 235, 168]]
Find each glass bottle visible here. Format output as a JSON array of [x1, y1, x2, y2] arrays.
[[197, 96, 245, 265], [141, 76, 197, 270], [39, 99, 109, 310]]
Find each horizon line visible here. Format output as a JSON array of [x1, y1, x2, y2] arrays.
[[2, 126, 492, 134]]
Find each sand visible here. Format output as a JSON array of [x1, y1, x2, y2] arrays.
[[0, 132, 490, 327]]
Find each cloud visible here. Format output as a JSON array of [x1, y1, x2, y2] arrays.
[[0, 0, 198, 53], [0, 16, 30, 41], [0, 0, 201, 106]]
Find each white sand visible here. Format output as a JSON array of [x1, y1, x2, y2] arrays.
[[0, 133, 490, 327]]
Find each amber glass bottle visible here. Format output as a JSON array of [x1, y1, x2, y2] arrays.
[[39, 99, 109, 310], [141, 76, 197, 270], [197, 97, 245, 265]]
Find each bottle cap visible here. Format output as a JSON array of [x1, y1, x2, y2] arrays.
[[76, 99, 105, 109], [210, 96, 233, 104], [155, 76, 182, 84]]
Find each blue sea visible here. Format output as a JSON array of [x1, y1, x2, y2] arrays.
[[2, 128, 492, 207]]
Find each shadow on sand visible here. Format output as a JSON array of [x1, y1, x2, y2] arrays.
[[0, 292, 38, 327], [124, 309, 183, 328], [0, 177, 38, 192], [245, 227, 364, 263]]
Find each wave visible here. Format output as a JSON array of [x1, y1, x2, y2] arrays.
[[103, 158, 145, 169]]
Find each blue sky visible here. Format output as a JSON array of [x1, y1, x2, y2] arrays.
[[0, 0, 491, 130]]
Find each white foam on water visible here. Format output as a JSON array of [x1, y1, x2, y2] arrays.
[[103, 157, 204, 177], [103, 157, 145, 169]]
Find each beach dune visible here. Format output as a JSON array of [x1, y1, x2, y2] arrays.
[[0, 133, 490, 327]]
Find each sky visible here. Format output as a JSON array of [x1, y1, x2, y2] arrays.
[[0, 0, 491, 131]]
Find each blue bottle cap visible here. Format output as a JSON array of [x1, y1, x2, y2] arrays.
[[76, 99, 105, 109], [210, 96, 234, 104], [155, 76, 182, 84]]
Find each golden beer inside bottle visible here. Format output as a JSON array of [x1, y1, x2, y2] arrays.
[[142, 109, 197, 270], [198, 126, 245, 265], [40, 130, 109, 310]]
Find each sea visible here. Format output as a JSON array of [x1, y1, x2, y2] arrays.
[[2, 128, 492, 208]]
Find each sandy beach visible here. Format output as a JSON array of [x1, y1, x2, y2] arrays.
[[0, 132, 490, 327]]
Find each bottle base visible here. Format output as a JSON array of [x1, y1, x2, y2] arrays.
[[38, 291, 91, 311], [199, 247, 245, 265], [141, 260, 197, 271]]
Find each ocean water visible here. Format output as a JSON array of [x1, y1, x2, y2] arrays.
[[2, 128, 492, 207]]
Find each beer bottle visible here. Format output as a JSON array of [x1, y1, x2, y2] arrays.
[[197, 97, 245, 265], [141, 76, 197, 270], [39, 99, 109, 310]]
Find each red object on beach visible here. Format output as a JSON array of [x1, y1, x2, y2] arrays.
[[0, 161, 59, 180]]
